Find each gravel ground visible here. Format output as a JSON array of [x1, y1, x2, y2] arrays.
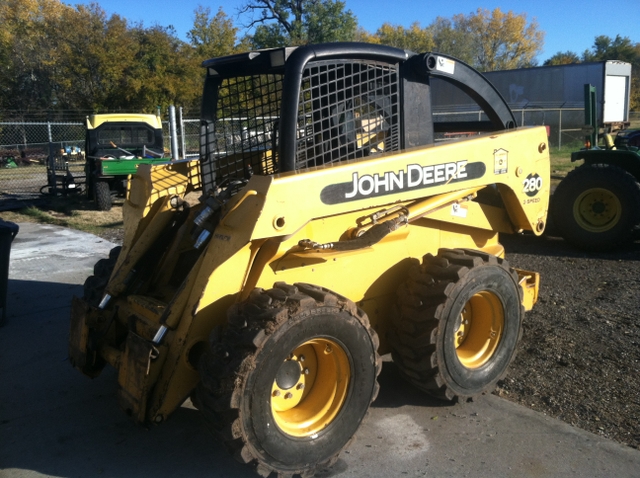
[[93, 226, 640, 451], [498, 231, 640, 451], [97, 227, 125, 245]]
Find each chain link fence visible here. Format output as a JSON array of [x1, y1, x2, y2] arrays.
[[0, 122, 85, 208], [0, 116, 199, 210], [1, 108, 638, 210], [433, 107, 588, 150], [162, 118, 200, 159]]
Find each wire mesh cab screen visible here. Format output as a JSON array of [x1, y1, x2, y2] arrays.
[[199, 57, 400, 194], [296, 60, 400, 169], [200, 74, 283, 194]]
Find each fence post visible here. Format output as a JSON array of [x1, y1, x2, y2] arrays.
[[558, 109, 562, 150], [47, 120, 55, 195], [168, 106, 179, 160], [179, 107, 186, 160]]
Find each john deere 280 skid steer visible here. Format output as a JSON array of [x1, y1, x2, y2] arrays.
[[69, 43, 549, 477]]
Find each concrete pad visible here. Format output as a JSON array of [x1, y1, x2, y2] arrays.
[[1, 223, 639, 477]]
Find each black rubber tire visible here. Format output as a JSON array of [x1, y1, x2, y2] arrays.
[[94, 180, 112, 211], [194, 282, 381, 478], [390, 249, 523, 401], [551, 164, 640, 251], [83, 246, 121, 307], [76, 246, 121, 375]]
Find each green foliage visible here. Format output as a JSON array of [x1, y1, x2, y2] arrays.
[[188, 6, 238, 60], [0, 0, 226, 118], [543, 51, 581, 66], [0, 0, 70, 113], [251, 23, 289, 49], [363, 8, 544, 72], [240, 0, 356, 48], [1, 1, 636, 119], [46, 4, 140, 111], [582, 35, 639, 63], [305, 0, 357, 44], [375, 22, 434, 52], [454, 8, 544, 71], [429, 17, 475, 65], [124, 25, 202, 111]]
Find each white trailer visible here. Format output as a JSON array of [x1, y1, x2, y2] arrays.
[[431, 60, 632, 130]]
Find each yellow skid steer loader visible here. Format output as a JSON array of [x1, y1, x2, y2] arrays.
[[69, 43, 549, 477]]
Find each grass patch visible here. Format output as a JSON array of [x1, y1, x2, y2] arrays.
[[0, 195, 123, 236], [549, 141, 583, 188]]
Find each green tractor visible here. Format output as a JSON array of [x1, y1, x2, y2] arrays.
[[551, 86, 640, 251], [85, 114, 169, 210]]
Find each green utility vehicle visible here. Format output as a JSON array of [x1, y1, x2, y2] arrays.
[[85, 114, 169, 210]]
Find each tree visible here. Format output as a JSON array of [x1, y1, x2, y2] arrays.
[[0, 1, 203, 116], [543, 51, 580, 66], [352, 27, 379, 45], [240, 0, 357, 47], [304, 0, 357, 43], [429, 16, 474, 64], [251, 23, 288, 48], [362, 8, 544, 71], [582, 35, 640, 63], [45, 4, 139, 112], [583, 35, 639, 63], [0, 0, 70, 115], [375, 22, 433, 52], [188, 6, 238, 61], [453, 8, 544, 71], [125, 25, 201, 111]]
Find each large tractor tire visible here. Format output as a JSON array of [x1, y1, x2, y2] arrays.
[[94, 180, 112, 211], [551, 164, 640, 251], [195, 282, 381, 478], [72, 246, 121, 376], [83, 246, 121, 307], [391, 249, 523, 401]]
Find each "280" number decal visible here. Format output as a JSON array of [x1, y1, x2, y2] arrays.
[[523, 173, 543, 197]]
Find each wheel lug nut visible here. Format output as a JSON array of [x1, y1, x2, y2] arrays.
[[272, 390, 281, 397], [304, 368, 310, 375], [296, 383, 304, 390], [324, 345, 332, 354], [284, 392, 293, 399], [299, 355, 305, 362]]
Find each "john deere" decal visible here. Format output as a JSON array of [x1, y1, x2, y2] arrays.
[[320, 160, 486, 204]]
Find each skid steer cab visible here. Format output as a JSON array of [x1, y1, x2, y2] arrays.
[[85, 113, 169, 211], [69, 43, 549, 477]]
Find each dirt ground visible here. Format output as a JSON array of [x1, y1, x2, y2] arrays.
[[91, 226, 640, 452], [498, 231, 640, 451]]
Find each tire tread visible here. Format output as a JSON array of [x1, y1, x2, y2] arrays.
[[196, 282, 380, 477]]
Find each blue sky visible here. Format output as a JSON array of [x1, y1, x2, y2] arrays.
[[72, 0, 638, 63]]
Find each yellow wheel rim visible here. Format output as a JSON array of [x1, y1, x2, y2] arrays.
[[573, 188, 621, 232], [454, 291, 504, 369], [271, 338, 350, 437]]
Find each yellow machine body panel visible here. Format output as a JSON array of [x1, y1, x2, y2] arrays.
[[86, 113, 163, 130], [250, 127, 549, 241], [99, 125, 549, 421]]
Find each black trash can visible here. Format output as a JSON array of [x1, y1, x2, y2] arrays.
[[0, 219, 19, 326]]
